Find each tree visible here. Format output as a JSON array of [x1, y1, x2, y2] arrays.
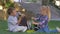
[[0, 0, 14, 20], [42, 0, 49, 5]]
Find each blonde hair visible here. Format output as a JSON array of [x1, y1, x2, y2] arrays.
[[40, 6, 51, 20]]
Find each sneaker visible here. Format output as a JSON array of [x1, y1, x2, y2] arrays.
[[56, 27, 60, 32]]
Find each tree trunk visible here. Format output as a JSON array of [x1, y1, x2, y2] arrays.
[[42, 0, 49, 5]]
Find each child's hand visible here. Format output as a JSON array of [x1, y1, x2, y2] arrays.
[[32, 21, 39, 25], [31, 17, 36, 20], [21, 14, 25, 17], [31, 17, 35, 20], [31, 17, 39, 20], [39, 23, 43, 25]]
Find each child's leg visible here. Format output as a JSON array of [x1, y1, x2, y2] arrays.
[[50, 27, 60, 32], [37, 28, 45, 32], [37, 25, 60, 33], [43, 25, 50, 33], [13, 26, 27, 32], [44, 26, 59, 32], [22, 26, 27, 32], [37, 25, 49, 32], [50, 29, 58, 32]]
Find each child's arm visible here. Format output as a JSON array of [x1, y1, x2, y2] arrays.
[[32, 17, 40, 25], [39, 17, 48, 25], [32, 21, 39, 25], [17, 16, 22, 25], [31, 17, 39, 20], [39, 21, 45, 25], [17, 14, 25, 25]]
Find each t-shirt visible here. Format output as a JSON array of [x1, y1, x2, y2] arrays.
[[8, 15, 18, 31]]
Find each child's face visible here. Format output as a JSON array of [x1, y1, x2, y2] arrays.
[[40, 7, 47, 16], [12, 9, 17, 16]]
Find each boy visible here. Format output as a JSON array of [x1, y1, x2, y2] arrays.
[[7, 7, 27, 32]]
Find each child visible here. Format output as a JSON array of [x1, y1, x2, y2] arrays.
[[32, 6, 60, 33], [7, 7, 27, 32]]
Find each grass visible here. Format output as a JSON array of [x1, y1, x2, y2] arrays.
[[0, 19, 60, 34]]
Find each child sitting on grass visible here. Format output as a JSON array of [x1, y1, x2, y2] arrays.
[[32, 6, 60, 33], [7, 7, 27, 32]]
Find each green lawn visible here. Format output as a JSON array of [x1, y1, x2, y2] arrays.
[[0, 19, 60, 34]]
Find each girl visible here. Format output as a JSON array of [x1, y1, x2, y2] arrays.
[[32, 6, 60, 33]]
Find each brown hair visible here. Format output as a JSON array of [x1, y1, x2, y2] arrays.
[[40, 6, 51, 20], [7, 7, 15, 15]]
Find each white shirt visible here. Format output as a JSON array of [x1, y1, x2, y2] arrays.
[[8, 15, 18, 31]]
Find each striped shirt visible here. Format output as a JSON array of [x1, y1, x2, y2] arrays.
[[35, 15, 48, 28]]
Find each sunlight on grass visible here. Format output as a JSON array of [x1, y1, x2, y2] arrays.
[[27, 30, 35, 33]]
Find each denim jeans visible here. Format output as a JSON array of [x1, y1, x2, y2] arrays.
[[37, 25, 58, 33]]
